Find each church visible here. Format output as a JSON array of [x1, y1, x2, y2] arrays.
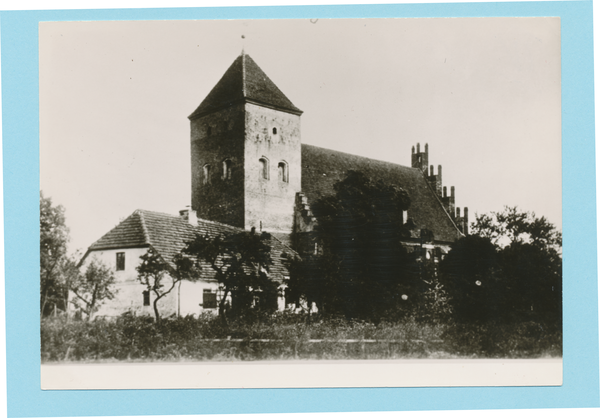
[[78, 52, 468, 318]]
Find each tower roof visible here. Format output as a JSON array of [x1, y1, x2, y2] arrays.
[[189, 53, 302, 119]]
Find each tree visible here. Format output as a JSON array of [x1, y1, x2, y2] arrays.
[[136, 247, 200, 322], [471, 206, 562, 250], [40, 191, 70, 316], [70, 259, 117, 320], [445, 207, 562, 327], [182, 228, 276, 320], [291, 170, 415, 321], [439, 235, 503, 323]]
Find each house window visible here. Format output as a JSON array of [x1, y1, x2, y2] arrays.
[[222, 159, 232, 180], [278, 162, 288, 183], [259, 157, 269, 180], [116, 252, 125, 271], [143, 290, 150, 306], [203, 289, 217, 309], [203, 164, 211, 185]]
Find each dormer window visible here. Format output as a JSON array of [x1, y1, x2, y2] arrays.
[[278, 161, 288, 183], [203, 164, 211, 185], [222, 159, 232, 180], [259, 157, 269, 180]]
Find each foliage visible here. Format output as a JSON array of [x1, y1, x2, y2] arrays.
[[136, 247, 201, 322], [40, 191, 71, 316], [290, 170, 416, 321], [471, 206, 562, 250], [41, 313, 562, 362], [442, 207, 562, 328], [182, 228, 277, 319], [440, 235, 503, 323], [413, 260, 453, 324], [70, 259, 117, 320]]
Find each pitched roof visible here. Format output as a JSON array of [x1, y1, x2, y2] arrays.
[[300, 144, 463, 243], [189, 53, 302, 119], [87, 209, 295, 281]]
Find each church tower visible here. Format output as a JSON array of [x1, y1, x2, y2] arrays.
[[189, 52, 303, 234]]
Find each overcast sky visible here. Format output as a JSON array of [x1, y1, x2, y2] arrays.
[[39, 17, 561, 254]]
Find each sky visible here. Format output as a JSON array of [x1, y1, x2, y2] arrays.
[[39, 17, 561, 255]]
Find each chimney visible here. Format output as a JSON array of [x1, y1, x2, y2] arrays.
[[179, 208, 198, 225], [188, 210, 198, 226], [179, 209, 189, 220]]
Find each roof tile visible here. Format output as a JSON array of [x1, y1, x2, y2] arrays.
[[88, 209, 294, 281], [189, 53, 302, 119], [300, 144, 462, 243]]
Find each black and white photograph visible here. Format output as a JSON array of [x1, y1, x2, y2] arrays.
[[39, 17, 562, 389]]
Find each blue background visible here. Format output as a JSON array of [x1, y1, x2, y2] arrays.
[[2, 1, 598, 416]]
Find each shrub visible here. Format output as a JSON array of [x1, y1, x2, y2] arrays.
[[41, 312, 561, 362]]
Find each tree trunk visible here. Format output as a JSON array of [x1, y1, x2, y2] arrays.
[[153, 296, 161, 323], [41, 288, 49, 319], [218, 287, 230, 324]]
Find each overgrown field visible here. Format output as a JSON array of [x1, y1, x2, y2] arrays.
[[41, 313, 562, 362]]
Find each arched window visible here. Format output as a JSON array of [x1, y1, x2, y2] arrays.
[[272, 127, 278, 135], [222, 159, 232, 180], [203, 164, 211, 185], [259, 157, 269, 180], [278, 161, 288, 183]]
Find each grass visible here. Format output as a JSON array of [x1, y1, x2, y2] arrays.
[[41, 312, 562, 362]]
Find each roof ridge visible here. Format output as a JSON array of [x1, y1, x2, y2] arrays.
[[135, 209, 151, 244], [194, 217, 244, 231], [125, 208, 242, 232], [268, 233, 299, 259], [241, 52, 247, 97], [302, 143, 417, 171], [136, 208, 181, 219]]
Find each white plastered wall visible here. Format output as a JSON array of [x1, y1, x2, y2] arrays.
[[75, 247, 222, 318]]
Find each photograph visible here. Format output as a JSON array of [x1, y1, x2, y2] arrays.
[[38, 16, 562, 388]]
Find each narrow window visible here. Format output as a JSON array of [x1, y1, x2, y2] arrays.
[[206, 125, 212, 136], [142, 290, 150, 306], [272, 127, 277, 135], [278, 162, 288, 183], [116, 252, 125, 271], [203, 164, 211, 185], [203, 289, 217, 309], [259, 157, 269, 180], [222, 159, 232, 180]]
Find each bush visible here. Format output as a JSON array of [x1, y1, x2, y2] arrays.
[[41, 312, 561, 362]]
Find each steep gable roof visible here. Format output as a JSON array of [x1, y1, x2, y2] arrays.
[[86, 209, 295, 281], [189, 53, 302, 119], [300, 144, 463, 243]]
